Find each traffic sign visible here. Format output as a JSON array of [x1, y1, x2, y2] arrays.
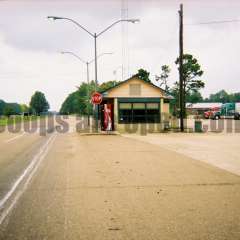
[[91, 92, 102, 105]]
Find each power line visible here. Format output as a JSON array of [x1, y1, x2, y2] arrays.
[[185, 19, 240, 26]]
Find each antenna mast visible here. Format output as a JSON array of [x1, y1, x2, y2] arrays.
[[121, 0, 129, 81]]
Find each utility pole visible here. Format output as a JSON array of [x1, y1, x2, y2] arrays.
[[86, 62, 90, 126], [61, 52, 112, 128], [48, 16, 139, 132], [94, 33, 98, 132], [179, 3, 184, 132]]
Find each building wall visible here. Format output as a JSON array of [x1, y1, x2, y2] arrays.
[[162, 99, 170, 122], [113, 98, 168, 133], [107, 77, 165, 98], [103, 77, 170, 133], [115, 122, 164, 134]]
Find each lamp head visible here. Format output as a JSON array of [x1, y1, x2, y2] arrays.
[[47, 16, 63, 21], [128, 19, 140, 23]]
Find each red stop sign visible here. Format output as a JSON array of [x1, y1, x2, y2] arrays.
[[91, 92, 102, 105]]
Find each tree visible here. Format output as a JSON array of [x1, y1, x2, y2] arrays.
[[1, 101, 23, 117], [60, 80, 121, 115], [3, 103, 21, 117], [60, 91, 82, 115], [172, 54, 204, 114], [3, 105, 15, 117], [133, 68, 151, 82], [207, 90, 229, 103], [76, 81, 96, 115], [205, 90, 240, 103], [99, 80, 119, 92], [60, 81, 96, 115], [30, 91, 49, 115], [0, 100, 6, 116], [175, 54, 204, 94], [232, 92, 240, 102], [20, 104, 29, 113], [156, 65, 171, 92], [186, 91, 203, 103]]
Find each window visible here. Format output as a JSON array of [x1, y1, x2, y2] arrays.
[[146, 103, 160, 123], [119, 103, 132, 123], [118, 102, 160, 123], [129, 84, 141, 96], [132, 103, 146, 123]]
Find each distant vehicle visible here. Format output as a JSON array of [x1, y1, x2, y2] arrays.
[[23, 112, 30, 117], [204, 103, 240, 120], [204, 107, 221, 119]]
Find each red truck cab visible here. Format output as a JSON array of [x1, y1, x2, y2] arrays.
[[204, 107, 221, 119]]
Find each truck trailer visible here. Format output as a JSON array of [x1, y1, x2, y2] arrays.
[[204, 103, 240, 120]]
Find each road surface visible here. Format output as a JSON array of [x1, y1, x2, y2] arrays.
[[0, 119, 240, 239]]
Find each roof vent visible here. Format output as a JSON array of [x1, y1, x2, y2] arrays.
[[129, 84, 141, 96]]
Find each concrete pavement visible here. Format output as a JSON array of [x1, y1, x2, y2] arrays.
[[123, 132, 240, 176], [0, 128, 240, 239]]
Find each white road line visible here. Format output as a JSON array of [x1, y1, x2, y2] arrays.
[[0, 134, 57, 225], [4, 132, 26, 143]]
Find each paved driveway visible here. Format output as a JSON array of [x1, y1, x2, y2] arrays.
[[123, 132, 240, 176]]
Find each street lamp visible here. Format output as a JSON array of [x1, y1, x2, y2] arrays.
[[48, 16, 140, 131], [61, 51, 113, 126]]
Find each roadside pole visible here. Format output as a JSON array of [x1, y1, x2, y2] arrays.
[[48, 17, 139, 132], [61, 52, 112, 127], [179, 3, 184, 132], [86, 62, 90, 126], [91, 92, 102, 132], [94, 33, 99, 132]]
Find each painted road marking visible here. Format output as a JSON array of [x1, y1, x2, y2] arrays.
[[4, 132, 26, 143], [0, 134, 56, 225]]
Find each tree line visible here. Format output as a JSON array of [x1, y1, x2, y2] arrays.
[[59, 53, 239, 115], [58, 52, 239, 115], [0, 91, 49, 117], [203, 90, 240, 103], [2, 54, 238, 117], [60, 80, 119, 115], [60, 53, 205, 115]]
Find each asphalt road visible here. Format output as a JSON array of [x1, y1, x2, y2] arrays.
[[0, 119, 240, 239]]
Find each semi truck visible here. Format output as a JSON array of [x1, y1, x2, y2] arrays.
[[204, 103, 240, 120]]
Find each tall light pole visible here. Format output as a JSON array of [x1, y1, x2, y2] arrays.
[[61, 52, 113, 126], [48, 16, 140, 131]]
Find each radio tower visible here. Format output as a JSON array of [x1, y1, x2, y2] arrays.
[[121, 0, 129, 81]]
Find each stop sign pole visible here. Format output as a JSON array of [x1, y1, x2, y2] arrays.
[[91, 92, 103, 131]]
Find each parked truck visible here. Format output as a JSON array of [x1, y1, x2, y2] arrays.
[[204, 103, 240, 120]]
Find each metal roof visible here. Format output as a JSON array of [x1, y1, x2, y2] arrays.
[[186, 102, 223, 109]]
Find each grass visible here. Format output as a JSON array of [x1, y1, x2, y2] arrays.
[[0, 115, 40, 126]]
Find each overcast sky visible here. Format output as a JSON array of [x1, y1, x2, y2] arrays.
[[0, 0, 240, 110]]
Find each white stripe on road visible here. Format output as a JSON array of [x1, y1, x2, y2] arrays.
[[0, 134, 56, 225], [4, 132, 26, 143]]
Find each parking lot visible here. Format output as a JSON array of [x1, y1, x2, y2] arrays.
[[169, 118, 240, 133], [123, 122, 240, 176]]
